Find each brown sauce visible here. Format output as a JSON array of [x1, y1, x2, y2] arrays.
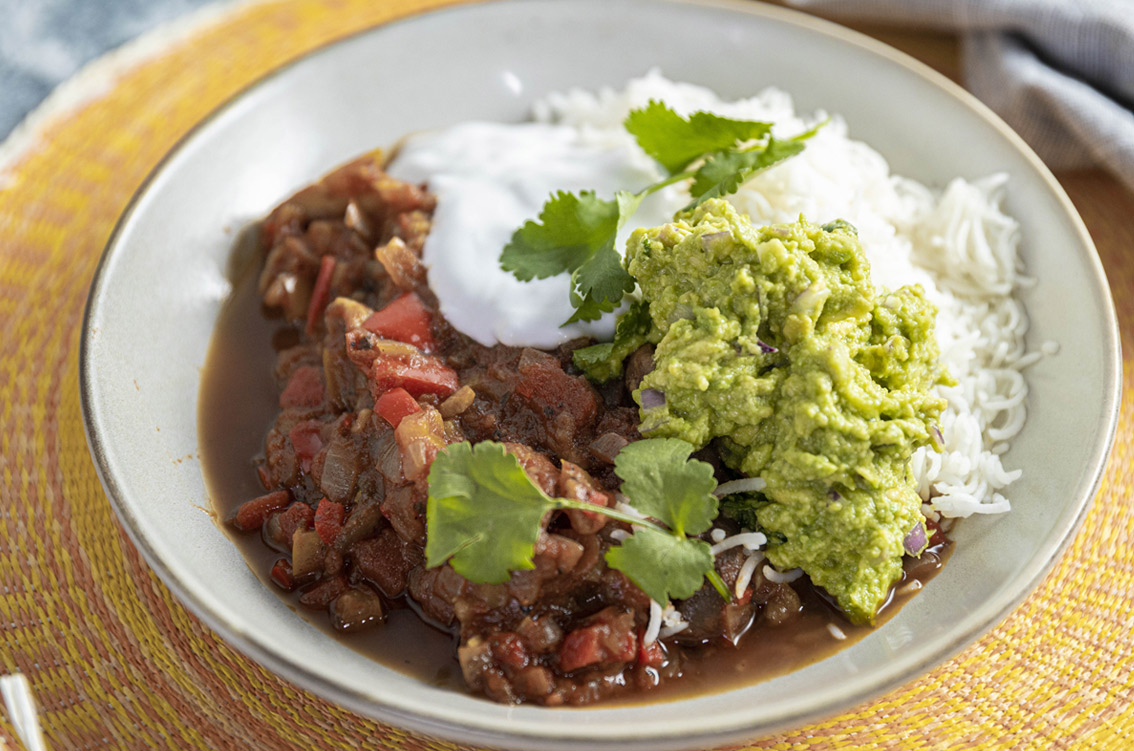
[[199, 251, 951, 704]]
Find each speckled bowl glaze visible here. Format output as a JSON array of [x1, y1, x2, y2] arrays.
[[80, 1, 1121, 749]]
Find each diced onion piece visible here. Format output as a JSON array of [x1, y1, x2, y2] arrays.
[[319, 440, 359, 503], [903, 520, 929, 557], [639, 388, 666, 410], [324, 296, 373, 331], [438, 385, 476, 419], [291, 528, 325, 577], [700, 231, 730, 251], [588, 432, 628, 464], [791, 282, 830, 316], [394, 406, 447, 482], [375, 236, 419, 290], [344, 200, 372, 239], [929, 425, 945, 452]]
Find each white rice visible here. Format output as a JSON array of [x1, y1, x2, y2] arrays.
[[644, 600, 691, 646], [734, 551, 765, 598], [763, 565, 805, 584], [709, 531, 768, 557], [536, 70, 1035, 519]]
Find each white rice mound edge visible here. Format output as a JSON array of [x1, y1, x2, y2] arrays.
[[535, 69, 1044, 520]]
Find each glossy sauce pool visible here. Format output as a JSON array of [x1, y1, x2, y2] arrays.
[[199, 245, 952, 704]]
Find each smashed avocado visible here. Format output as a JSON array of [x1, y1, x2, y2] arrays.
[[585, 198, 948, 624]]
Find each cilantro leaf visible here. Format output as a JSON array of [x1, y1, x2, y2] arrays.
[[501, 189, 641, 325], [625, 101, 773, 174], [500, 190, 621, 281], [572, 299, 653, 382], [605, 528, 715, 603], [425, 441, 555, 583], [614, 438, 719, 537], [689, 136, 808, 205], [565, 246, 636, 324]]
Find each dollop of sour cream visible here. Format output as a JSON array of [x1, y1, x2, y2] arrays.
[[386, 122, 678, 348]]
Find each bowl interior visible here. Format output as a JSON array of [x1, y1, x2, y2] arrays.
[[81, 1, 1119, 749]]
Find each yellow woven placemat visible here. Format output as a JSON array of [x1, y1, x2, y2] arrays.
[[0, 1, 1130, 749]]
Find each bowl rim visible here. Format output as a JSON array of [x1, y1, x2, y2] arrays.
[[79, 0, 1123, 748]]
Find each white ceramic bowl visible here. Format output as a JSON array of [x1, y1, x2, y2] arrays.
[[80, 1, 1121, 749]]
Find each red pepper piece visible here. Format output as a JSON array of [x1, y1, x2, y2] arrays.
[[314, 498, 346, 546], [559, 626, 604, 672], [270, 558, 295, 590], [375, 387, 422, 428], [370, 355, 458, 400], [231, 490, 290, 531], [637, 632, 667, 668], [362, 292, 436, 352], [305, 255, 337, 335]]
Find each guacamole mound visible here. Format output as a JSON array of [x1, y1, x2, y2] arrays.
[[619, 199, 948, 624]]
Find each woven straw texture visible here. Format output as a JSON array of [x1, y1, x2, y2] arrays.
[[0, 1, 1131, 749]]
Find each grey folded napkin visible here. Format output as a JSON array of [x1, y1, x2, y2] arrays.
[[788, 0, 1134, 194]]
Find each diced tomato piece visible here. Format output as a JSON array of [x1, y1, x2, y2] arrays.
[[276, 502, 315, 541], [559, 626, 605, 672], [362, 292, 436, 351], [375, 387, 422, 428], [370, 354, 458, 399], [270, 558, 295, 590], [231, 490, 290, 531], [514, 359, 598, 428], [279, 365, 324, 409], [637, 632, 666, 668], [559, 609, 638, 672], [305, 255, 337, 335], [925, 516, 948, 548], [314, 498, 346, 545], [490, 634, 530, 671], [609, 625, 638, 664], [298, 575, 349, 609], [288, 420, 324, 472]]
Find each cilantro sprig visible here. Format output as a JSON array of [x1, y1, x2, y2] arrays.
[[425, 438, 730, 604], [571, 299, 652, 381], [499, 101, 820, 324]]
